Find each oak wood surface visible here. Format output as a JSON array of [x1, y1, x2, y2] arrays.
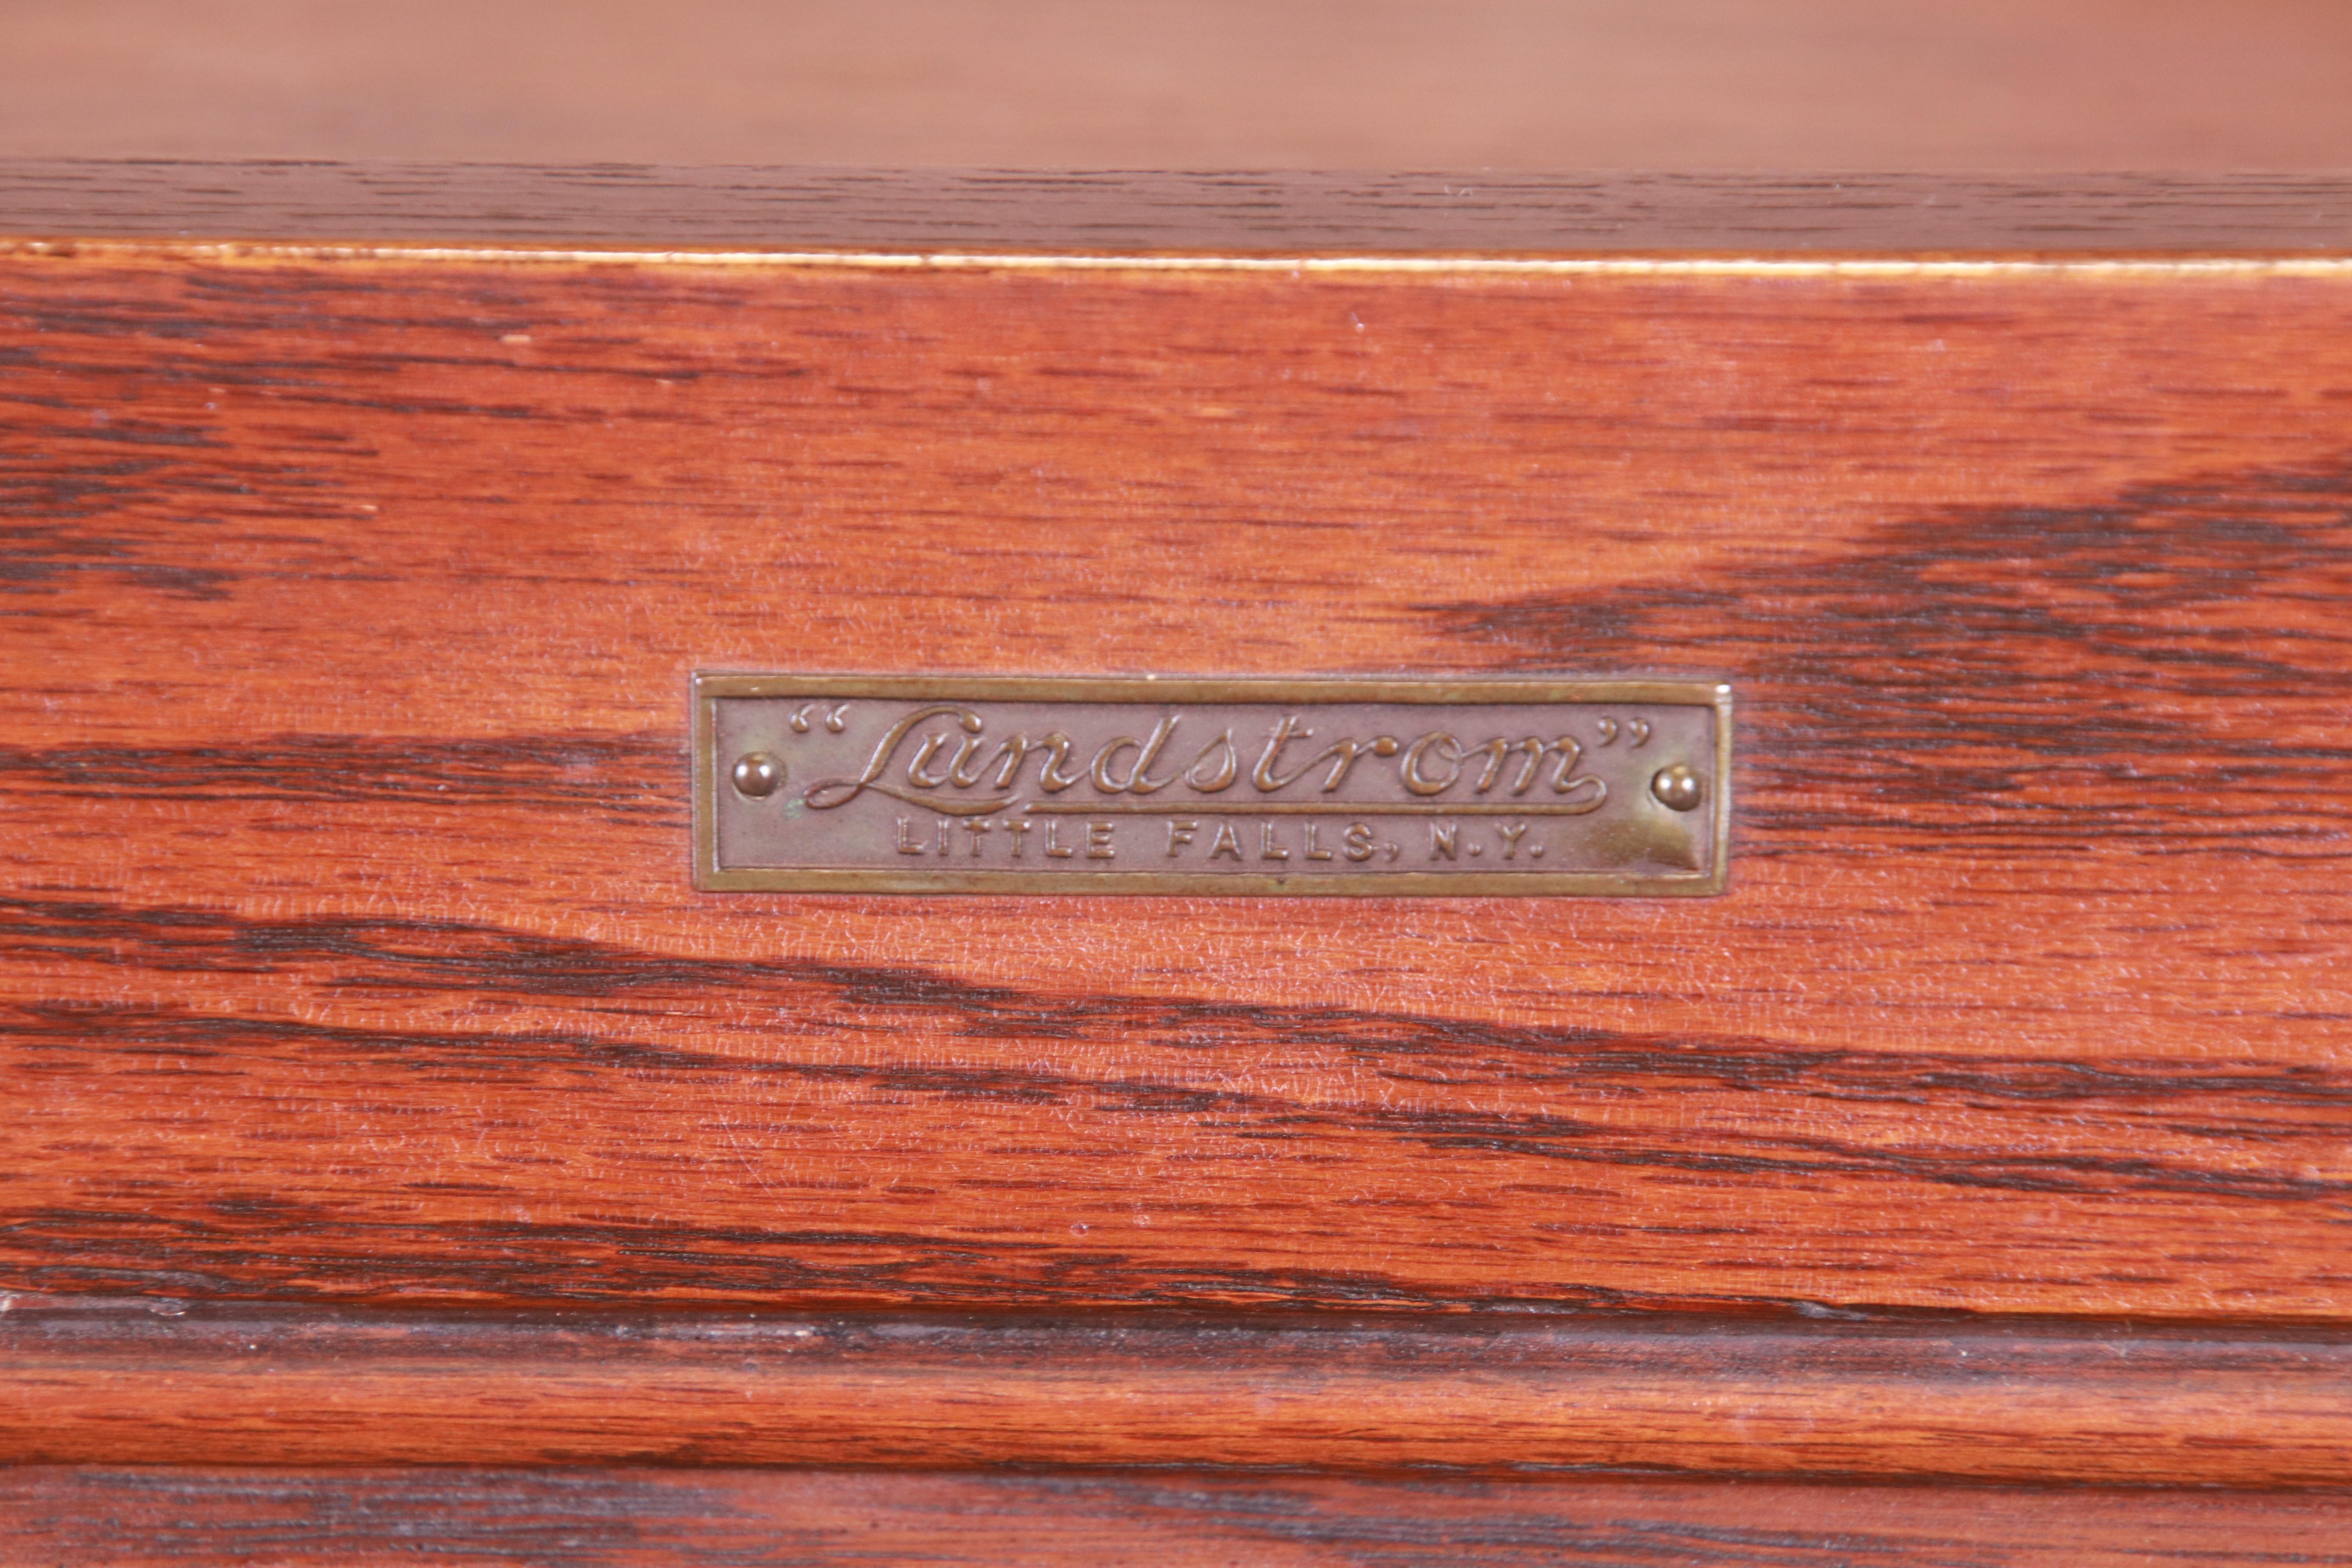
[[2, 1301, 2347, 1483], [2, 240, 2349, 1325], [7, 1467, 2351, 1567], [12, 165, 2352, 253]]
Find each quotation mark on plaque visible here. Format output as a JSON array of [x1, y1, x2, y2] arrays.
[[1594, 717, 1652, 747], [789, 702, 851, 733]]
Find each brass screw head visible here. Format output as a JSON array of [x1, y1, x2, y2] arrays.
[[1650, 763, 1704, 812], [731, 751, 785, 799]]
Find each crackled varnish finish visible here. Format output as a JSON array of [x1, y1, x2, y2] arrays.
[[3, 176, 2352, 1553]]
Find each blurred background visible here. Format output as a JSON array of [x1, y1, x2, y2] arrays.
[[2, 0, 2348, 169]]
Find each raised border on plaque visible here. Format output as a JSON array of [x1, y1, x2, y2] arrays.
[[693, 675, 1732, 896]]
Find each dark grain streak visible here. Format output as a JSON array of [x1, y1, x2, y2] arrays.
[[1436, 460, 2352, 857], [4, 893, 2347, 1307], [0, 735, 681, 815]]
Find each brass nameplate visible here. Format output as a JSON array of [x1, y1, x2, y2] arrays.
[[694, 676, 1731, 896]]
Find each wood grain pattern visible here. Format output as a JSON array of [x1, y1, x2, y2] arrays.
[[3, 241, 2349, 1321], [10, 165, 2352, 252], [2, 1302, 2347, 1483], [7, 1468, 2350, 1567]]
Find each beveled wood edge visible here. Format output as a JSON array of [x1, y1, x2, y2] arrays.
[[5, 1299, 2348, 1484], [6, 162, 2352, 255], [11, 240, 2352, 275]]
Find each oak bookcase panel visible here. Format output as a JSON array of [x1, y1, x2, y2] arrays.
[[2, 172, 2347, 1534]]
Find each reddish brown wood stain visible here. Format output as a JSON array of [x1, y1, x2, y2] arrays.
[[2, 246, 2349, 1325], [6, 1468, 2351, 1567], [5, 1303, 2350, 1484]]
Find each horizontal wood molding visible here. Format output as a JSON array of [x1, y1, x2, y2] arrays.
[[6, 163, 2352, 254], [7, 1467, 2350, 1567], [2, 1301, 2348, 1485]]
